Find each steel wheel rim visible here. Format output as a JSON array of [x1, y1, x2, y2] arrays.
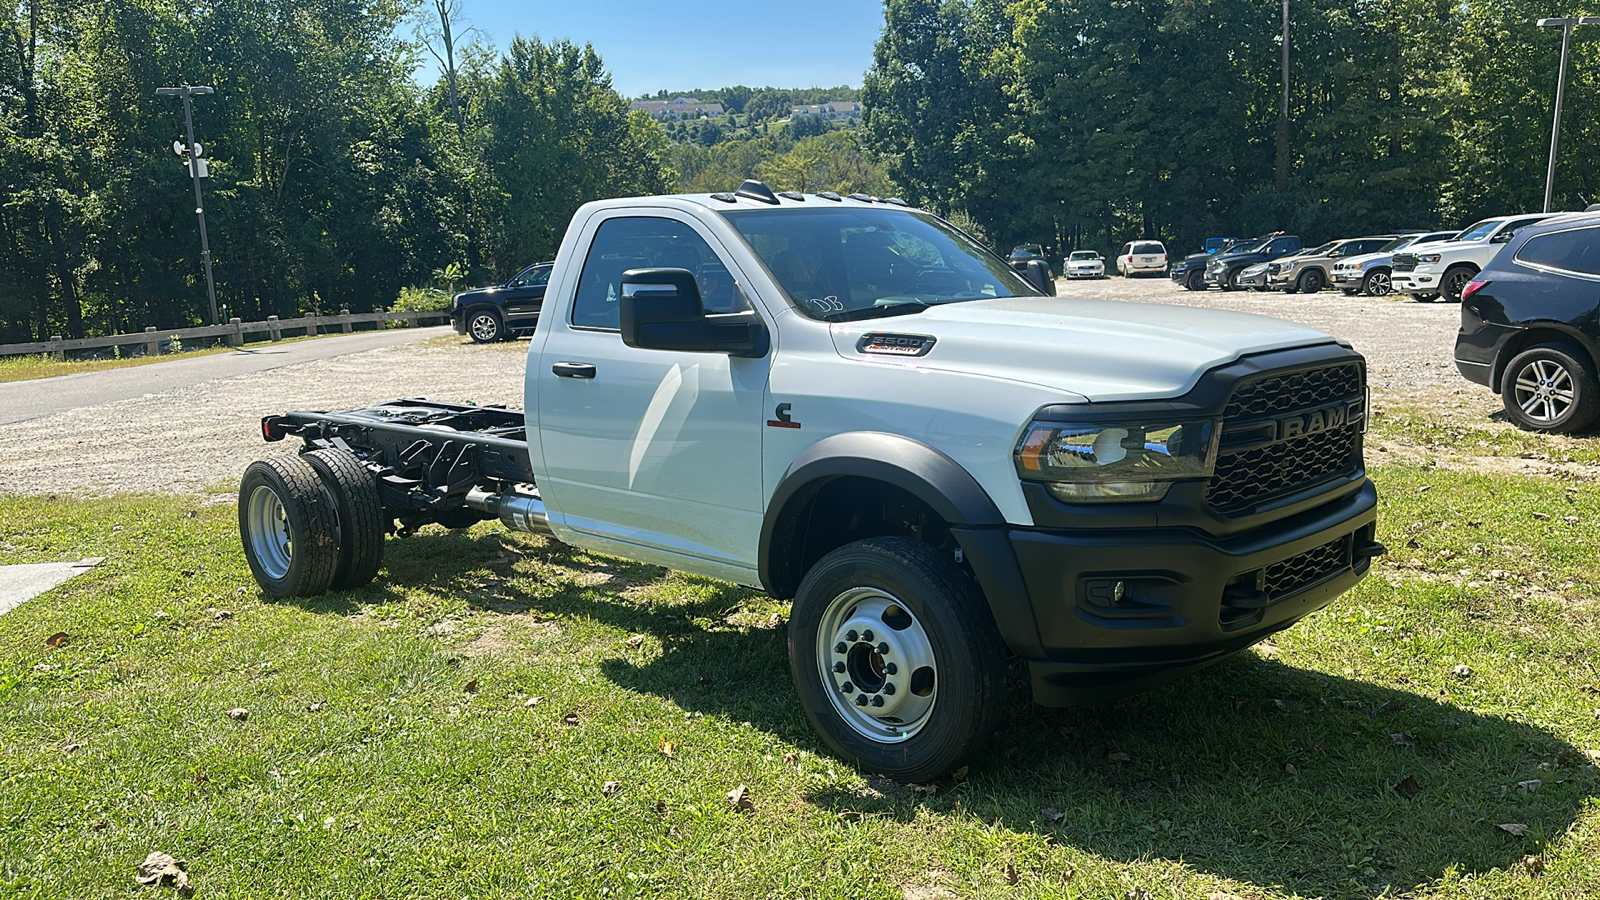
[[1368, 272, 1390, 295], [247, 484, 293, 579], [1513, 358, 1576, 424], [815, 587, 938, 744], [470, 314, 498, 341]]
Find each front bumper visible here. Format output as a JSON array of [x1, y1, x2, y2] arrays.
[[449, 309, 465, 334], [1330, 269, 1363, 285], [1238, 271, 1269, 288], [1066, 268, 1104, 279], [960, 480, 1380, 705], [1391, 269, 1438, 292]]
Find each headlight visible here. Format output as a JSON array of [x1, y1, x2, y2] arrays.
[[1279, 260, 1298, 272], [1416, 254, 1442, 264], [1350, 262, 1365, 270], [1014, 420, 1219, 503]]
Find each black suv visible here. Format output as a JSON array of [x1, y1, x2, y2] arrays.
[[1171, 239, 1245, 291], [1455, 213, 1600, 432], [1204, 234, 1303, 290], [451, 262, 552, 343]]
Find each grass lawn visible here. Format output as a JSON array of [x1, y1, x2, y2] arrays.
[[1, 465, 1596, 898]]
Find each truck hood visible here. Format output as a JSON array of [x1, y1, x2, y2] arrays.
[[830, 297, 1337, 402], [1395, 238, 1488, 258]]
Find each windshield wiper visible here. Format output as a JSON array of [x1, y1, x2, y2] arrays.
[[820, 300, 930, 322]]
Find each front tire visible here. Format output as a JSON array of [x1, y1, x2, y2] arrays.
[[1184, 270, 1206, 291], [466, 308, 504, 343], [1414, 292, 1438, 303], [788, 537, 1007, 782], [1500, 345, 1600, 433], [239, 457, 341, 598], [1295, 269, 1324, 293], [1440, 265, 1476, 303], [1223, 268, 1241, 291], [1362, 269, 1392, 296]]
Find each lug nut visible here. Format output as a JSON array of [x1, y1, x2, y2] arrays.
[[842, 682, 854, 693], [870, 695, 884, 707], [877, 642, 890, 654], [835, 642, 847, 654], [882, 683, 896, 695], [846, 630, 858, 642], [862, 630, 874, 641], [833, 662, 846, 673], [854, 694, 869, 707], [884, 663, 898, 675]]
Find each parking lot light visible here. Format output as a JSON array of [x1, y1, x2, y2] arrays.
[[1537, 17, 1600, 213]]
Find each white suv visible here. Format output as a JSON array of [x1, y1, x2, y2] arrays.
[[1117, 240, 1167, 277], [1391, 215, 1553, 302]]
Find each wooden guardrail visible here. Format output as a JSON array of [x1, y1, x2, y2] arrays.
[[0, 309, 453, 360]]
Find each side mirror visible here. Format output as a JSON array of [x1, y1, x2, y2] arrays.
[[1490, 230, 1515, 244], [1022, 259, 1055, 296], [619, 268, 768, 358]]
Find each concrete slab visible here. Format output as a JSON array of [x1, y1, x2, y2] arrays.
[[0, 558, 102, 617]]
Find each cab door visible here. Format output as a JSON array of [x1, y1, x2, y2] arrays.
[[502, 264, 551, 328], [535, 211, 770, 574]]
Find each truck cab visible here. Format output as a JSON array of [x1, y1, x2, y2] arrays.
[[1391, 215, 1553, 303], [243, 182, 1380, 781]]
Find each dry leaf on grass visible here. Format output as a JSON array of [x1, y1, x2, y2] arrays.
[[951, 766, 968, 781], [602, 781, 622, 798], [1208, 894, 1248, 900], [909, 783, 938, 795], [1284, 763, 1298, 776], [225, 708, 249, 722], [659, 738, 677, 758], [60, 742, 84, 754], [306, 702, 323, 713], [1042, 806, 1066, 825], [524, 696, 545, 708], [463, 679, 478, 694], [782, 751, 798, 765], [1003, 863, 1018, 885], [727, 784, 754, 813], [45, 632, 69, 648], [31, 663, 59, 672], [134, 851, 193, 896], [1107, 751, 1131, 763], [653, 799, 668, 817], [623, 634, 645, 648], [1516, 778, 1542, 793], [1522, 854, 1544, 875], [1452, 664, 1473, 678], [1392, 774, 1422, 798], [1498, 823, 1530, 836], [1391, 732, 1416, 747], [562, 711, 580, 727], [212, 610, 233, 621]]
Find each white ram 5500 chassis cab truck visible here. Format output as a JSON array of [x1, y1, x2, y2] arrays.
[[239, 181, 1381, 781]]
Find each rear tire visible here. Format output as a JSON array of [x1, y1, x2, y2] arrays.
[[302, 449, 385, 591], [1500, 344, 1600, 434], [239, 457, 341, 598], [788, 537, 1007, 782], [467, 308, 503, 343], [1414, 293, 1438, 303]]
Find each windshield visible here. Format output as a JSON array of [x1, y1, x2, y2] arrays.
[[1455, 219, 1500, 242], [1302, 241, 1338, 256], [1069, 251, 1099, 261], [1234, 237, 1275, 254], [1378, 236, 1414, 252], [722, 207, 1038, 321]]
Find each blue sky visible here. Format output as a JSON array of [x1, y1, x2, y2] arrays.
[[430, 1, 884, 97]]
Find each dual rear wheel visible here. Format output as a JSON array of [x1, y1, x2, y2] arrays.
[[239, 450, 385, 597]]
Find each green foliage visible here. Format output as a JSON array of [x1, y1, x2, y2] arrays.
[[393, 286, 453, 313]]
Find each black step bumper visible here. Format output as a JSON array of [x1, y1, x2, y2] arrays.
[[955, 480, 1379, 706]]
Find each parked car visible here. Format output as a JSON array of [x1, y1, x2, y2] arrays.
[[1007, 244, 1045, 269], [1063, 250, 1105, 279], [1265, 236, 1397, 294], [1116, 240, 1168, 277], [1206, 234, 1303, 290], [1330, 232, 1458, 297], [1171, 238, 1247, 290], [451, 262, 553, 343], [1235, 261, 1272, 290], [1392, 214, 1554, 303], [1455, 213, 1600, 432]]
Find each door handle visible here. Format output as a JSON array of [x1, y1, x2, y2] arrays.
[[552, 361, 597, 379]]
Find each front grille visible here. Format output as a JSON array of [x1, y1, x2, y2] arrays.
[[1263, 536, 1349, 599], [1391, 254, 1418, 273], [1207, 363, 1364, 516]]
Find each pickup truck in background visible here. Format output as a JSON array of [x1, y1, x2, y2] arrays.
[[240, 181, 1381, 780], [1391, 214, 1553, 302], [1206, 234, 1304, 290], [451, 261, 553, 343]]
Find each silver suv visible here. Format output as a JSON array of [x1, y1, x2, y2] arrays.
[[1265, 236, 1397, 293]]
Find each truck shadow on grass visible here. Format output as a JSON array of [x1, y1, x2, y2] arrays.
[[359, 530, 1593, 897]]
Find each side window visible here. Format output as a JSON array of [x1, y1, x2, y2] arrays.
[[530, 266, 552, 287], [1517, 227, 1600, 277], [571, 216, 747, 330]]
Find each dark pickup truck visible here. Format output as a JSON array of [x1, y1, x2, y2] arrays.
[[450, 262, 553, 343], [1171, 238, 1246, 291], [1205, 235, 1304, 291]]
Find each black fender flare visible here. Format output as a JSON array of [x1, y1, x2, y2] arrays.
[[759, 432, 1044, 658]]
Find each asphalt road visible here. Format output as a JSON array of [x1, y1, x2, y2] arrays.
[[0, 326, 453, 426]]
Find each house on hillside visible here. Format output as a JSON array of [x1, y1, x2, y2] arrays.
[[630, 96, 726, 121], [789, 101, 862, 121]]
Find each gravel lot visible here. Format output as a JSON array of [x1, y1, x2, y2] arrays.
[[0, 279, 1523, 496]]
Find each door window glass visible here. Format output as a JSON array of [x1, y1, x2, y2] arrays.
[[571, 217, 746, 330], [1516, 227, 1600, 277]]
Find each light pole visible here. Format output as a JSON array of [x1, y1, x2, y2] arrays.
[[156, 85, 219, 325], [1537, 17, 1599, 214]]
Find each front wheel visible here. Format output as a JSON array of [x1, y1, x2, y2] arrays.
[[1501, 345, 1600, 433], [1223, 268, 1241, 291], [788, 537, 1007, 782], [1414, 292, 1438, 303], [1296, 269, 1324, 293], [1184, 270, 1206, 291], [1440, 266, 1476, 303], [466, 309, 504, 343], [1362, 269, 1392, 296]]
